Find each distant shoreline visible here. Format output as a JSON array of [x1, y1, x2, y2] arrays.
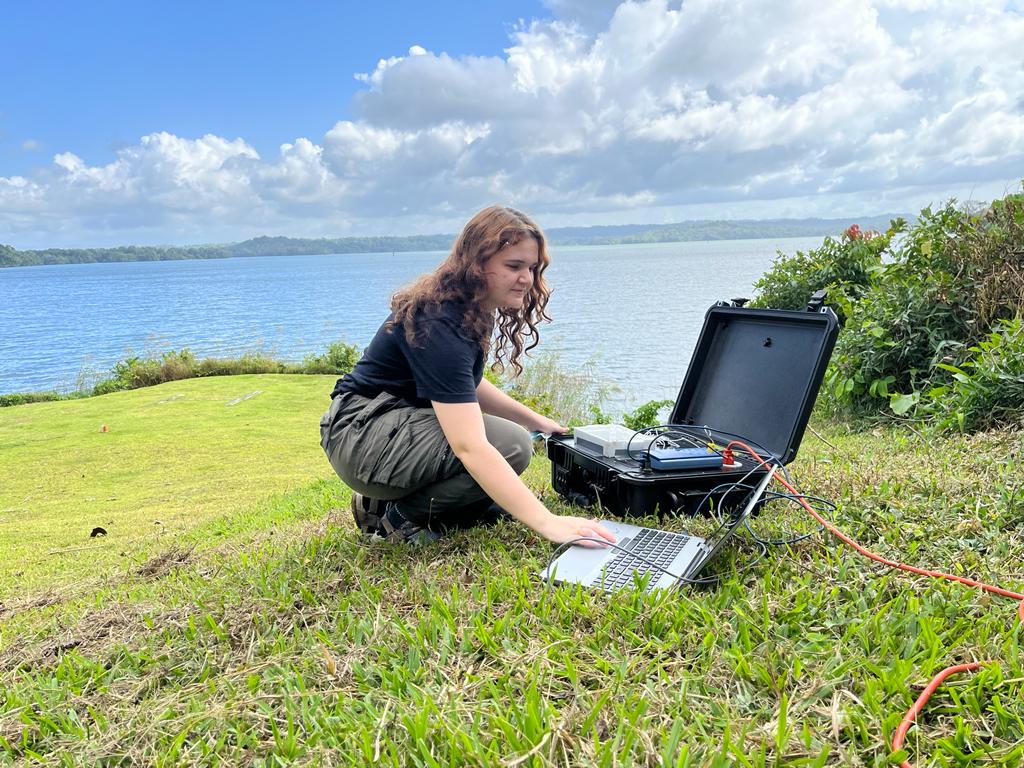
[[0, 215, 902, 268]]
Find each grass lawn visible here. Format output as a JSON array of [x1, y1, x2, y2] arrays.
[[1, 376, 1022, 766], [0, 374, 340, 601]]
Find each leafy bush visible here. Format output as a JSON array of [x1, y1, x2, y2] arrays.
[[750, 221, 899, 319], [91, 342, 354, 394], [194, 353, 287, 377], [754, 189, 1023, 431], [825, 206, 977, 408], [919, 318, 1024, 432], [91, 378, 129, 396], [109, 355, 171, 389], [0, 391, 81, 407], [301, 341, 361, 375], [104, 349, 199, 390], [827, 199, 1022, 418], [945, 193, 1024, 328], [3, 339, 365, 406], [622, 399, 673, 431]]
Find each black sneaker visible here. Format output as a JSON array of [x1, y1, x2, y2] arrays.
[[350, 492, 384, 535], [376, 503, 442, 546]]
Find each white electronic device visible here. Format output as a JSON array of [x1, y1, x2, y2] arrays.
[[573, 424, 655, 459]]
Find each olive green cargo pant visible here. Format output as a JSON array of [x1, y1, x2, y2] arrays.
[[320, 391, 532, 528]]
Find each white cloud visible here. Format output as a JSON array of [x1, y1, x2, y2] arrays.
[[541, 0, 623, 33], [20, 139, 44, 152], [3, 0, 1024, 247]]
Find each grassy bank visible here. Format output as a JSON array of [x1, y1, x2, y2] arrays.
[[0, 374, 339, 599], [1, 377, 1023, 765]]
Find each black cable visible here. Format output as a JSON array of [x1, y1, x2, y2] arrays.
[[625, 429, 651, 463], [691, 459, 782, 526], [743, 493, 835, 546], [660, 423, 776, 462], [625, 424, 713, 463], [692, 480, 831, 546]]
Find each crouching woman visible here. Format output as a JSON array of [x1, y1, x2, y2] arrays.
[[319, 205, 615, 548]]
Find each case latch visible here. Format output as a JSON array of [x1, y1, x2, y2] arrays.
[[806, 289, 828, 313]]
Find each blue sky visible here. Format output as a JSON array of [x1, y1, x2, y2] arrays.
[[1, 1, 548, 177], [2, 0, 1022, 248]]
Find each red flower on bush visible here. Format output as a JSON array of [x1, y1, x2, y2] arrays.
[[843, 224, 880, 241]]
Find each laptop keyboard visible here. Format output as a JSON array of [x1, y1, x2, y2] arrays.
[[597, 528, 692, 592]]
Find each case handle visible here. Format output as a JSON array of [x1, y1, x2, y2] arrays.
[[806, 289, 828, 312]]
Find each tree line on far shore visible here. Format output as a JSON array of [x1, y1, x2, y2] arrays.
[[0, 215, 900, 268]]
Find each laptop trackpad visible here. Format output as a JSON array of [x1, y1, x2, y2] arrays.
[[541, 539, 620, 583]]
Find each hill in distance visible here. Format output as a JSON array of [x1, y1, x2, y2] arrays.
[[0, 214, 904, 267]]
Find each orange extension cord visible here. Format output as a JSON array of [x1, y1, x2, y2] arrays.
[[725, 440, 1024, 768]]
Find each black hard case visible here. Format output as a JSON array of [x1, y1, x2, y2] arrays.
[[547, 301, 840, 517]]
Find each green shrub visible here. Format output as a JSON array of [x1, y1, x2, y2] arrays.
[[826, 226, 976, 407], [109, 356, 167, 389], [4, 340, 360, 406], [91, 378, 128, 396], [157, 348, 198, 382], [300, 341, 361, 375], [945, 193, 1024, 328], [88, 345, 323, 396], [0, 391, 69, 407], [194, 353, 286, 377], [919, 318, 1024, 432], [750, 221, 899, 318], [104, 349, 198, 389], [753, 189, 1023, 432], [622, 399, 673, 431], [86, 348, 290, 396], [826, 199, 1022, 416]]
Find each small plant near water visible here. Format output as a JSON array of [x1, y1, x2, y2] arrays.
[[300, 340, 362, 375], [622, 398, 674, 431], [499, 350, 617, 427], [495, 351, 674, 429]]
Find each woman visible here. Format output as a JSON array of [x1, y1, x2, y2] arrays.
[[319, 205, 616, 548]]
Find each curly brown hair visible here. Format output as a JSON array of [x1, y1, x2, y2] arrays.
[[387, 205, 552, 376]]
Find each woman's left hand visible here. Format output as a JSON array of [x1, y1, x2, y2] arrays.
[[531, 415, 569, 435]]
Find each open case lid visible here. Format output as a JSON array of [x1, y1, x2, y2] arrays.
[[669, 302, 840, 465]]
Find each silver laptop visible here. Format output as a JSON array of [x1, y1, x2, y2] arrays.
[[541, 466, 776, 592]]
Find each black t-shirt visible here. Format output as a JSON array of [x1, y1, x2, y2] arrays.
[[331, 301, 485, 407]]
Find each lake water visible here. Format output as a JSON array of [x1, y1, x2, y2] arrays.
[[0, 237, 823, 408]]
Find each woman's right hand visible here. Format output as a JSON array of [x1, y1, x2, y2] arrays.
[[539, 514, 617, 548]]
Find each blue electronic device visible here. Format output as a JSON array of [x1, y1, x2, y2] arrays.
[[648, 446, 724, 471]]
